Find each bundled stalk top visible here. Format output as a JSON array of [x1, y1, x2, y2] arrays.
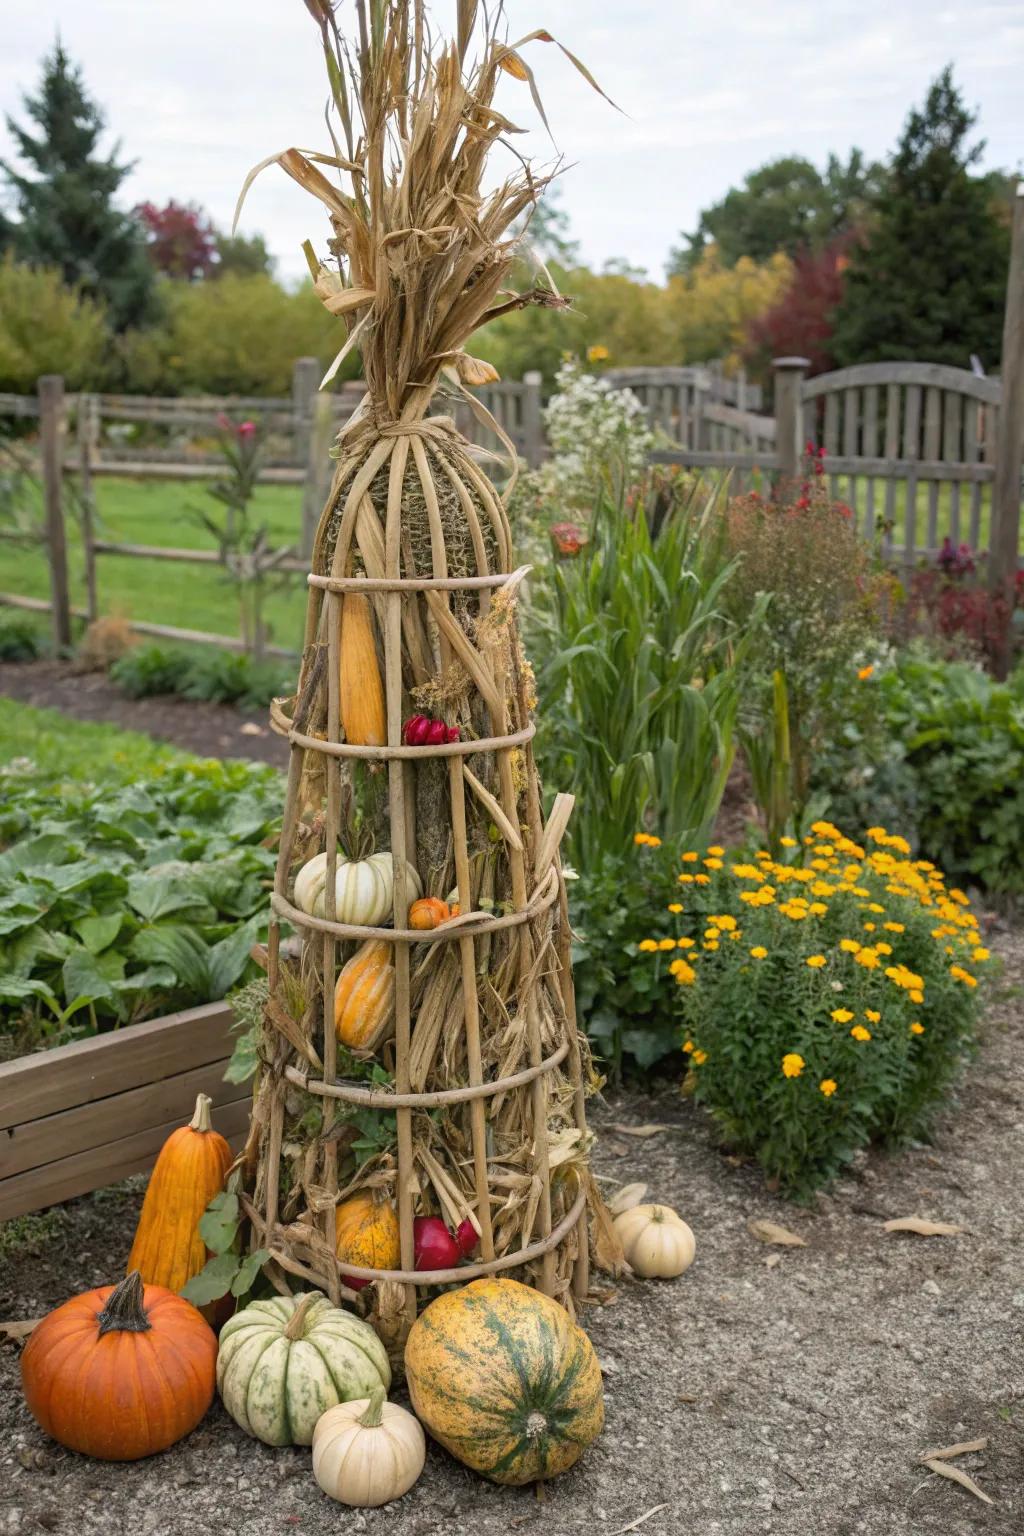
[[237, 0, 611, 420]]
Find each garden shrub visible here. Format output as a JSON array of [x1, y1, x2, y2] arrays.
[[0, 757, 281, 1050], [814, 652, 1024, 896], [110, 642, 290, 711], [0, 612, 45, 662], [634, 819, 989, 1196]]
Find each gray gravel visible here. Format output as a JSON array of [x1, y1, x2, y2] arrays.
[[2, 923, 1022, 1536]]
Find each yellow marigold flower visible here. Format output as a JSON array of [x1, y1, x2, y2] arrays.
[[950, 888, 970, 907], [909, 988, 924, 1004], [678, 873, 694, 885], [708, 845, 725, 857], [851, 1025, 872, 1042], [811, 881, 836, 897], [780, 905, 808, 921], [704, 857, 724, 870], [703, 940, 719, 951], [806, 955, 827, 969], [704, 927, 721, 941], [668, 902, 684, 914], [780, 836, 798, 848], [884, 921, 905, 933], [858, 665, 874, 680], [820, 1078, 838, 1097], [713, 914, 737, 932], [839, 938, 861, 954], [633, 832, 660, 847], [731, 863, 764, 881], [910, 1022, 925, 1035], [855, 948, 880, 969], [678, 936, 695, 949], [586, 342, 610, 363], [750, 946, 768, 960], [875, 942, 893, 956], [831, 1008, 854, 1023], [681, 851, 699, 863], [811, 820, 842, 839], [683, 1039, 694, 1053], [865, 1009, 881, 1023], [692, 1049, 708, 1065], [728, 929, 743, 940], [638, 939, 658, 953], [810, 859, 831, 873], [863, 922, 876, 932], [756, 850, 773, 862], [809, 902, 828, 916], [675, 962, 697, 985], [694, 873, 710, 885], [887, 835, 911, 855], [950, 965, 977, 988], [867, 827, 888, 841], [781, 1053, 805, 1078], [658, 937, 677, 952], [972, 946, 990, 963]]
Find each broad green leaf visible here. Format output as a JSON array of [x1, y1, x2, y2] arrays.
[[208, 915, 262, 999], [62, 947, 118, 1006], [224, 1026, 259, 1084], [130, 925, 210, 993], [179, 1252, 239, 1306], [74, 912, 124, 955], [231, 1248, 270, 1297], [198, 1191, 240, 1254]]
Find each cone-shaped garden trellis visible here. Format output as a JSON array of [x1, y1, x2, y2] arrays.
[[238, 0, 614, 1333]]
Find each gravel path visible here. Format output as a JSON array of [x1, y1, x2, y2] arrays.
[[2, 926, 1021, 1536]]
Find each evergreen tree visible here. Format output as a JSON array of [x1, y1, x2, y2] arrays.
[[1, 42, 154, 330], [831, 68, 1009, 369]]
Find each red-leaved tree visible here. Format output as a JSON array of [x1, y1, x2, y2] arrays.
[[136, 200, 217, 280], [744, 234, 853, 378]]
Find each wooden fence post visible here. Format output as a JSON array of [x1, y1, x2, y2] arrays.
[[77, 392, 100, 622], [773, 357, 809, 483], [988, 183, 1024, 680], [38, 374, 71, 650], [293, 355, 322, 559], [522, 370, 543, 467]]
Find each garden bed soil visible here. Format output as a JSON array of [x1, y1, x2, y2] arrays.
[[2, 928, 1022, 1536], [0, 660, 288, 768]]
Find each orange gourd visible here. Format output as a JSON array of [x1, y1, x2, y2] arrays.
[[409, 896, 450, 930], [127, 1092, 232, 1302], [340, 593, 386, 746], [335, 1193, 401, 1290], [334, 939, 395, 1051], [21, 1271, 216, 1460]]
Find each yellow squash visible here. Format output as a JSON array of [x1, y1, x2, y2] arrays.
[[404, 1278, 604, 1484], [340, 593, 386, 746], [335, 1193, 401, 1290], [334, 939, 395, 1051]]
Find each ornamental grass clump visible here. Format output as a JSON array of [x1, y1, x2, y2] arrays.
[[637, 819, 990, 1197]]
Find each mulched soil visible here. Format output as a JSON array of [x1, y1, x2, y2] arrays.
[[0, 660, 288, 768], [3, 921, 1022, 1535]]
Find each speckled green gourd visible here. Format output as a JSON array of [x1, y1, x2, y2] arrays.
[[216, 1292, 391, 1446]]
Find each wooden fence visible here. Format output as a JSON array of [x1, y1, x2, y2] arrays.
[[0, 1002, 248, 1223]]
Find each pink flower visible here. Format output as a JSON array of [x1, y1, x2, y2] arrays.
[[237, 421, 256, 439]]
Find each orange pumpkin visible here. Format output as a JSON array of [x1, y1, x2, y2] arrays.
[[336, 1193, 401, 1290], [409, 896, 450, 930], [334, 939, 394, 1051], [127, 1092, 232, 1308], [21, 1271, 216, 1460]]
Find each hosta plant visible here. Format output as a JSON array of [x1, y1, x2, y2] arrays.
[[637, 819, 990, 1196]]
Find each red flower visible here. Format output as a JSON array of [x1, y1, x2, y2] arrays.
[[237, 421, 257, 439], [550, 522, 588, 557]]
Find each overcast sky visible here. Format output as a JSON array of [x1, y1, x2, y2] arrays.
[[2, 1, 1021, 284]]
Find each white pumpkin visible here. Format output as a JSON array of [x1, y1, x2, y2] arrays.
[[293, 851, 422, 925], [217, 1292, 391, 1446], [313, 1387, 425, 1507], [614, 1204, 696, 1279]]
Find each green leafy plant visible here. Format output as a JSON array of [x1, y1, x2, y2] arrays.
[[180, 1187, 270, 1308], [0, 612, 45, 662], [639, 818, 989, 1196], [813, 652, 1024, 895], [0, 756, 282, 1050], [110, 642, 290, 711], [532, 476, 763, 870]]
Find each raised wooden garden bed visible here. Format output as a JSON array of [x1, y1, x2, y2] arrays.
[[0, 1002, 248, 1222]]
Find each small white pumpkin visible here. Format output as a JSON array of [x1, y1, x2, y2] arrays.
[[217, 1292, 391, 1446], [293, 851, 422, 926], [313, 1386, 425, 1507], [614, 1204, 696, 1279]]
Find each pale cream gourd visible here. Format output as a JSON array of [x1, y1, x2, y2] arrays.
[[312, 1387, 425, 1507], [613, 1204, 696, 1279], [216, 1292, 391, 1446], [293, 851, 422, 925]]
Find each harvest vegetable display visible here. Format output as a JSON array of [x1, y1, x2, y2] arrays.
[[333, 939, 396, 1050], [126, 1092, 232, 1306], [334, 1193, 402, 1289], [216, 1292, 391, 1446], [614, 1204, 696, 1279], [404, 1278, 605, 1484], [293, 850, 421, 924], [21, 1272, 216, 1461]]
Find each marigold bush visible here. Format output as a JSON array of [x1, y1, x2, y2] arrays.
[[637, 819, 989, 1196]]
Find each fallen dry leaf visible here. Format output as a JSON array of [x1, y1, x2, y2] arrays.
[[748, 1219, 807, 1247], [607, 1505, 671, 1536], [764, 1253, 781, 1269], [607, 1182, 648, 1217], [0, 1319, 40, 1343], [606, 1122, 674, 1138], [920, 1437, 987, 1462], [883, 1217, 964, 1237], [923, 1458, 993, 1505]]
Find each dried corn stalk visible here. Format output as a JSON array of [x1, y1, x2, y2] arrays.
[[243, 0, 611, 1325]]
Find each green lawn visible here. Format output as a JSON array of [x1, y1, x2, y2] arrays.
[[2, 478, 308, 649], [0, 695, 183, 783]]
